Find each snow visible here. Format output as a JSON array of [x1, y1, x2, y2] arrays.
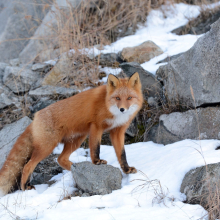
[[2, 140, 220, 219], [1, 2, 220, 220]]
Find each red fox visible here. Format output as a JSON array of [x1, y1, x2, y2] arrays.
[[0, 72, 143, 197]]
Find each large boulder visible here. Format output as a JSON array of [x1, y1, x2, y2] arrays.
[[71, 161, 122, 195], [181, 162, 220, 209], [120, 41, 163, 64], [3, 66, 40, 93], [144, 107, 220, 145], [0, 117, 32, 169], [19, 0, 82, 64], [0, 0, 50, 63], [156, 19, 220, 108]]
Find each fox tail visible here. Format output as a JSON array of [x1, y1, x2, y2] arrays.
[[0, 123, 33, 197]]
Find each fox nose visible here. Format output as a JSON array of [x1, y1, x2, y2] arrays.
[[120, 108, 125, 112]]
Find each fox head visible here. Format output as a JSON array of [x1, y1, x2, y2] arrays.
[[106, 72, 143, 117]]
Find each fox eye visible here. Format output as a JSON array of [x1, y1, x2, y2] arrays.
[[127, 97, 132, 100], [116, 97, 120, 100]]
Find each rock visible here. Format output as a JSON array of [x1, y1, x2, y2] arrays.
[[30, 98, 56, 114], [172, 9, 220, 35], [0, 63, 8, 81], [156, 53, 184, 64], [144, 107, 220, 145], [29, 85, 78, 99], [180, 162, 220, 207], [156, 19, 220, 108], [30, 154, 63, 185], [0, 116, 32, 169], [119, 62, 162, 100], [71, 161, 122, 195], [19, 0, 82, 64], [0, 0, 51, 63], [32, 63, 53, 73], [0, 82, 22, 109], [120, 41, 163, 64], [42, 53, 74, 86], [9, 58, 20, 67], [3, 66, 40, 93], [95, 53, 122, 67], [125, 118, 138, 138]]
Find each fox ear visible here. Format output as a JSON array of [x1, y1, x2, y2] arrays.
[[128, 72, 141, 89], [107, 74, 119, 88]]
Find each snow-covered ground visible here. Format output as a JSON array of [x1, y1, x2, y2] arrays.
[[1, 2, 220, 220]]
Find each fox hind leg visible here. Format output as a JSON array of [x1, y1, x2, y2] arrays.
[[58, 134, 87, 170]]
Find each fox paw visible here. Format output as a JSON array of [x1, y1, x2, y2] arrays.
[[123, 166, 137, 174], [26, 185, 36, 190], [95, 159, 107, 165]]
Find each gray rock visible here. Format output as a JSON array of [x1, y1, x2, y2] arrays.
[[0, 63, 8, 81], [3, 66, 40, 93], [32, 63, 53, 73], [156, 19, 220, 107], [30, 97, 56, 114], [95, 53, 122, 67], [29, 85, 78, 98], [180, 162, 220, 207], [71, 161, 122, 195], [9, 58, 20, 67], [0, 82, 21, 109], [30, 154, 63, 185], [156, 53, 184, 64], [0, 116, 32, 169], [119, 62, 162, 100], [144, 107, 220, 145], [0, 0, 51, 63], [19, 0, 82, 64]]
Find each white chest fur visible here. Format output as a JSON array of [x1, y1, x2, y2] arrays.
[[105, 104, 138, 130]]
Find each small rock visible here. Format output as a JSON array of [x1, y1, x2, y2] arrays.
[[180, 162, 220, 208], [120, 41, 163, 64], [32, 63, 53, 73], [9, 58, 20, 67], [71, 161, 122, 195], [81, 193, 90, 197], [3, 66, 40, 93], [0, 63, 8, 81], [29, 85, 78, 99], [30, 97, 56, 114], [95, 53, 122, 67]]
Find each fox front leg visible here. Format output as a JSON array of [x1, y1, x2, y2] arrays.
[[89, 124, 107, 165], [110, 127, 137, 174]]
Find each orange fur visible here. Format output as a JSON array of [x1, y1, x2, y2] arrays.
[[0, 72, 143, 196]]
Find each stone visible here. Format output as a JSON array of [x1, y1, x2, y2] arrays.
[[3, 66, 40, 93], [0, 82, 22, 109], [9, 58, 20, 67], [30, 154, 63, 185], [0, 116, 32, 169], [0, 0, 51, 63], [29, 85, 78, 99], [119, 62, 162, 100], [0, 63, 8, 81], [32, 63, 53, 73], [172, 9, 220, 35], [71, 161, 122, 195], [156, 19, 220, 108], [156, 53, 184, 64], [30, 97, 56, 114], [144, 107, 220, 145], [19, 0, 82, 64], [180, 162, 220, 207], [120, 41, 163, 64], [42, 53, 74, 86], [95, 53, 122, 67]]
